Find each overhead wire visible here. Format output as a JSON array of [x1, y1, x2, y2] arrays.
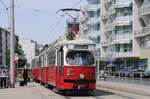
[[0, 0, 10, 28], [0, 0, 7, 8], [41, 15, 64, 44], [42, 0, 82, 44]]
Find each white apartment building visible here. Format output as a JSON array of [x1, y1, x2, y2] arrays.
[[80, 0, 150, 73], [79, 0, 101, 59], [134, 0, 150, 72], [100, 0, 137, 71], [0, 27, 18, 68], [19, 39, 43, 69]]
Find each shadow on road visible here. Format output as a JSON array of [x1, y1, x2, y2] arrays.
[[91, 89, 114, 96], [58, 89, 114, 97]]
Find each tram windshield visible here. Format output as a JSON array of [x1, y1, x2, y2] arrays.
[[66, 51, 95, 66]]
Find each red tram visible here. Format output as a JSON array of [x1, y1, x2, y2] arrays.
[[31, 37, 96, 94]]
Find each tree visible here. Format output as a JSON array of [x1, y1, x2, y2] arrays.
[[15, 45, 27, 68]]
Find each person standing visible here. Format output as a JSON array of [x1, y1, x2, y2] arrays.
[[22, 66, 28, 86], [0, 67, 8, 88]]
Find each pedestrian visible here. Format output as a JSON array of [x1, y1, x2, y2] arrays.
[[0, 66, 8, 88], [22, 66, 28, 86]]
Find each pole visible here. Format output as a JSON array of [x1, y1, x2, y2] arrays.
[[97, 50, 100, 80], [10, 0, 15, 88], [97, 59, 100, 80]]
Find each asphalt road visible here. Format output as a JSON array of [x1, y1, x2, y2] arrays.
[[30, 82, 150, 99]]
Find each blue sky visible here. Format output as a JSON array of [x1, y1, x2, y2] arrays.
[[0, 0, 87, 44]]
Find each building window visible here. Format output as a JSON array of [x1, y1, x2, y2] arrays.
[[97, 9, 100, 17], [87, 11, 94, 18], [88, 9, 100, 18], [89, 22, 100, 31], [47, 49, 56, 66], [116, 44, 120, 52], [87, 0, 100, 5], [123, 44, 132, 52], [142, 40, 150, 48], [115, 44, 132, 52]]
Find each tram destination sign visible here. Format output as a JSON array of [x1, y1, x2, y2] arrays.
[[74, 45, 88, 49]]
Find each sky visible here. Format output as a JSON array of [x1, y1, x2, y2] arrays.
[[0, 0, 87, 44]]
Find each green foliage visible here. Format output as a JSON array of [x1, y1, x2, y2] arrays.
[[15, 45, 27, 68], [6, 44, 27, 68], [17, 58, 27, 68], [15, 45, 24, 55]]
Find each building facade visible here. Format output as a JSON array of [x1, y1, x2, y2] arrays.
[[79, 0, 101, 59], [19, 39, 43, 69], [80, 0, 150, 73], [0, 27, 18, 68], [100, 0, 138, 72], [134, 0, 150, 72]]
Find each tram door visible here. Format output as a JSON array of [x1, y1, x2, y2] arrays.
[[56, 47, 64, 88]]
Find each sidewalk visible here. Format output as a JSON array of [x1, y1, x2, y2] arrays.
[[96, 80, 150, 96], [0, 82, 56, 99]]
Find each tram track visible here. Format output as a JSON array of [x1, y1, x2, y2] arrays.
[[96, 84, 150, 97], [95, 86, 150, 99]]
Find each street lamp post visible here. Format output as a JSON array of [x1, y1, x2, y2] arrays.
[[10, 0, 15, 88]]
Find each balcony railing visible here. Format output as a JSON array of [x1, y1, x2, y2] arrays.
[[105, 0, 112, 4], [113, 31, 133, 40], [113, 16, 132, 26], [112, 52, 134, 58], [88, 17, 100, 23], [87, 4, 100, 11], [114, 0, 132, 8], [139, 4, 150, 16], [134, 26, 150, 37], [112, 35, 131, 41]]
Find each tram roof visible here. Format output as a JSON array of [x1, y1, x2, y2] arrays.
[[35, 37, 95, 57]]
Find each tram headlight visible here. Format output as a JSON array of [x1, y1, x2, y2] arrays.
[[67, 68, 73, 76], [80, 74, 85, 79]]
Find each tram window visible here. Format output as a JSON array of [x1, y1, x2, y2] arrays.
[[47, 50, 56, 66], [66, 51, 94, 66]]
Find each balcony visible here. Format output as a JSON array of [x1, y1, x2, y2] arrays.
[[139, 4, 150, 17], [105, 0, 112, 4], [89, 31, 100, 35], [107, 34, 132, 45], [134, 26, 150, 37], [88, 17, 100, 23], [112, 52, 134, 58], [87, 4, 100, 11], [113, 16, 132, 26], [114, 0, 132, 8], [111, 38, 132, 45], [114, 31, 133, 40]]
